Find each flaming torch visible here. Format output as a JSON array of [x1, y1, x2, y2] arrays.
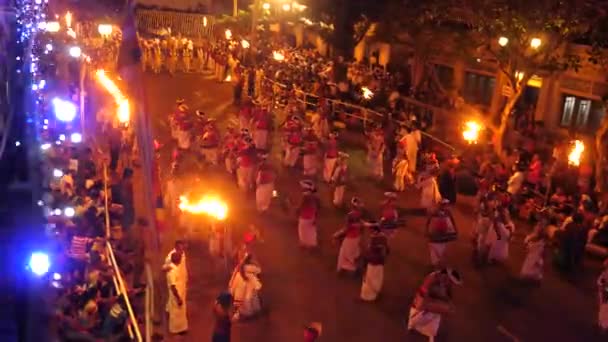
[[361, 87, 374, 100], [272, 50, 285, 61], [95, 70, 130, 123], [179, 195, 228, 221], [225, 29, 233, 40], [568, 140, 585, 167], [462, 121, 482, 144]]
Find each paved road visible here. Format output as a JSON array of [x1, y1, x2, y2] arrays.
[[141, 70, 604, 342]]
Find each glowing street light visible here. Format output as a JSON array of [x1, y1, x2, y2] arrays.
[[568, 140, 585, 166], [28, 252, 51, 276], [530, 37, 542, 49], [97, 24, 113, 36], [69, 46, 81, 58], [64, 207, 75, 218], [262, 2, 271, 10], [462, 121, 482, 144], [45, 21, 60, 33], [498, 36, 509, 47], [225, 29, 232, 40], [70, 132, 82, 143], [52, 98, 77, 122], [282, 3, 291, 11]]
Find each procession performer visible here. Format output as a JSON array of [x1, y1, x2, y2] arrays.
[[195, 46, 205, 73], [367, 124, 385, 180], [302, 129, 320, 176], [236, 138, 255, 191], [402, 124, 422, 174], [167, 44, 178, 75], [141, 40, 150, 72], [331, 152, 349, 207], [182, 40, 193, 73], [170, 100, 188, 140], [222, 127, 238, 175], [473, 194, 495, 264], [252, 107, 270, 150], [284, 128, 303, 168], [360, 221, 389, 301], [311, 109, 329, 141], [153, 42, 162, 74], [426, 199, 458, 268], [323, 132, 339, 183], [336, 197, 365, 273], [200, 120, 220, 166], [486, 209, 514, 264], [392, 149, 413, 191], [228, 254, 262, 321], [166, 252, 188, 335], [380, 192, 399, 237], [209, 221, 231, 262], [239, 102, 253, 132], [255, 154, 276, 213], [407, 268, 462, 340], [598, 259, 608, 332], [297, 180, 321, 248], [418, 167, 442, 213], [520, 213, 549, 281]]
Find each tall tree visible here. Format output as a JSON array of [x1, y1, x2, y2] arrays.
[[450, 0, 607, 160]]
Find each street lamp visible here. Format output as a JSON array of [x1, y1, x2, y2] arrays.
[[69, 46, 81, 58], [530, 37, 542, 49], [498, 36, 509, 47], [282, 3, 291, 11], [262, 2, 271, 10]]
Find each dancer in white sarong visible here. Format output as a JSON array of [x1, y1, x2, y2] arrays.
[[236, 141, 254, 191], [253, 108, 270, 150], [336, 198, 364, 272], [229, 254, 262, 321], [418, 171, 442, 213], [255, 155, 275, 212], [426, 200, 458, 268], [166, 252, 188, 334], [360, 223, 389, 301], [302, 137, 319, 176], [367, 126, 385, 180], [486, 211, 514, 263], [408, 268, 462, 340], [331, 152, 349, 207], [598, 260, 608, 332], [284, 131, 302, 167], [392, 151, 413, 191], [404, 125, 421, 174], [520, 215, 549, 281], [323, 132, 339, 182], [297, 180, 320, 248]]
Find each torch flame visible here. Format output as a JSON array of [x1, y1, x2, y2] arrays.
[[95, 70, 130, 123], [179, 195, 228, 220], [462, 121, 482, 144], [225, 29, 232, 40], [272, 50, 285, 61], [568, 140, 584, 167], [361, 87, 374, 100], [225, 74, 232, 82]]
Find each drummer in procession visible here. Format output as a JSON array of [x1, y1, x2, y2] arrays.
[[380, 192, 400, 237], [323, 131, 339, 183], [331, 152, 349, 207], [284, 119, 303, 168], [255, 153, 276, 213], [367, 123, 385, 180], [336, 197, 365, 274], [236, 136, 256, 191], [199, 119, 220, 166], [297, 180, 321, 249], [302, 128, 320, 176], [252, 104, 271, 150], [360, 221, 390, 301]]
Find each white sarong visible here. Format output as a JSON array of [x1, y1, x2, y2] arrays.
[[237, 166, 252, 190], [256, 182, 273, 212], [298, 218, 317, 247], [253, 129, 268, 150], [323, 157, 337, 182], [360, 264, 384, 301], [428, 242, 447, 267], [408, 307, 441, 338], [333, 185, 345, 206], [487, 224, 511, 263], [166, 268, 188, 334], [520, 240, 545, 280], [337, 236, 360, 271], [303, 154, 318, 176], [284, 146, 300, 167]]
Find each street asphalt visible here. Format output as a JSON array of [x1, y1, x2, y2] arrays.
[[139, 70, 605, 342]]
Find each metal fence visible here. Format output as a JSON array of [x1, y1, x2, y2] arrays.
[[135, 9, 214, 39]]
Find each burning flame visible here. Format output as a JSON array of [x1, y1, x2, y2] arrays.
[[179, 195, 228, 220], [361, 87, 374, 100], [568, 140, 584, 166], [241, 39, 250, 49], [225, 29, 232, 40], [272, 50, 285, 61], [462, 121, 482, 144], [95, 70, 130, 123], [225, 74, 232, 82]]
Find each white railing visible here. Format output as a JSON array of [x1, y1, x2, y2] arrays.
[[103, 165, 143, 341], [135, 9, 214, 39]]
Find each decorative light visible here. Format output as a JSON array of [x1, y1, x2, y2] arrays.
[[39, 80, 46, 89], [41, 143, 51, 150], [69, 46, 81, 58], [37, 22, 47, 30], [498, 36, 509, 47], [179, 195, 228, 220], [225, 29, 232, 40], [203, 16, 208, 27], [361, 87, 374, 100], [45, 21, 60, 33], [53, 209, 62, 216], [70, 132, 82, 143], [568, 140, 585, 167], [64, 11, 72, 28], [262, 2, 271, 10], [28, 252, 51, 276], [52, 98, 77, 122], [97, 24, 112, 36], [530, 38, 542, 49], [282, 3, 291, 11], [241, 40, 250, 49], [272, 50, 285, 61], [45, 43, 53, 51], [64, 207, 75, 218], [15, 141, 21, 147], [59, 134, 66, 141], [462, 121, 482, 144], [53, 168, 63, 178], [53, 272, 62, 281]]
